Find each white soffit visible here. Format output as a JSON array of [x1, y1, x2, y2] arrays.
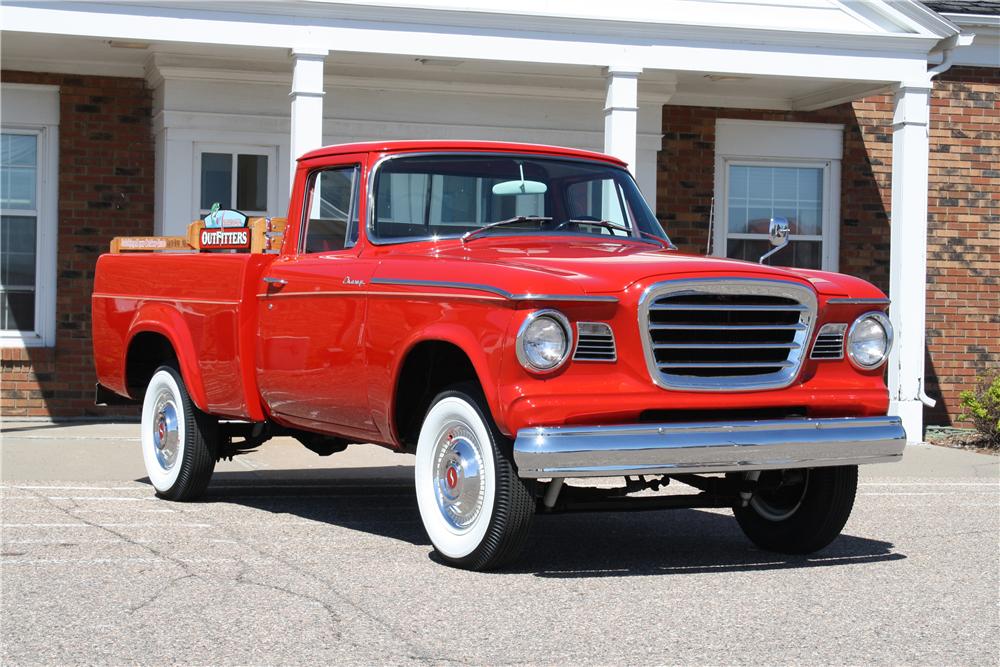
[[941, 13, 1000, 68], [298, 0, 915, 34], [0, 2, 956, 64]]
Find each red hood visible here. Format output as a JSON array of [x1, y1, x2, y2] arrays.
[[375, 236, 884, 299]]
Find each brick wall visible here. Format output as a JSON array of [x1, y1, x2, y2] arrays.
[[656, 66, 1000, 426], [0, 71, 153, 418], [925, 67, 1000, 425]]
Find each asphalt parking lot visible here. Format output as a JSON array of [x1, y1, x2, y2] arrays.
[[2, 422, 998, 666]]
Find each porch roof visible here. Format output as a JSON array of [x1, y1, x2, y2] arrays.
[[1, 1, 963, 98]]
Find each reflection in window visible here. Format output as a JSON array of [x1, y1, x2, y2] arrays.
[[373, 155, 667, 243], [303, 167, 359, 253], [236, 154, 268, 211], [1, 133, 39, 332], [566, 179, 628, 226], [200, 152, 269, 213]]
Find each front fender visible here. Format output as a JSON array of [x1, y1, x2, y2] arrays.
[[379, 314, 514, 443]]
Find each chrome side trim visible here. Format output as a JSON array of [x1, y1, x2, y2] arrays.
[[255, 289, 506, 301], [92, 293, 240, 306], [370, 278, 619, 303], [638, 278, 818, 392], [513, 416, 906, 478], [827, 298, 890, 306]]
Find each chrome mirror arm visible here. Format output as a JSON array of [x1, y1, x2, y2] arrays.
[[759, 217, 790, 264]]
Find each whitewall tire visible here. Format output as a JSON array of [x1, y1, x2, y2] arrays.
[[414, 385, 535, 570], [141, 366, 217, 501]]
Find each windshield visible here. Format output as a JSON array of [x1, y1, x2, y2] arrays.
[[371, 154, 670, 244]]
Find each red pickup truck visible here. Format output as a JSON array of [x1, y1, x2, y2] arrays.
[[93, 140, 905, 570]]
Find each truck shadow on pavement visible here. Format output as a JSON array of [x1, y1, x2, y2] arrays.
[[183, 471, 906, 578]]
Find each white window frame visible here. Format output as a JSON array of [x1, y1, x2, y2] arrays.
[[1, 85, 59, 348], [192, 143, 278, 221], [713, 119, 842, 272]]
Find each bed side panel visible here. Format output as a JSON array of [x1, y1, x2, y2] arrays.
[[92, 253, 262, 419]]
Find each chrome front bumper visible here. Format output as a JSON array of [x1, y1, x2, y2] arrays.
[[512, 416, 906, 478]]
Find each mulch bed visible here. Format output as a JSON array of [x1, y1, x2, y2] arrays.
[[924, 426, 998, 456]]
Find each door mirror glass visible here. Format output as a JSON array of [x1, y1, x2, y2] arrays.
[[768, 217, 790, 246]]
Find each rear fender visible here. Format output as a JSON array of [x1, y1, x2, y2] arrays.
[[126, 303, 209, 412]]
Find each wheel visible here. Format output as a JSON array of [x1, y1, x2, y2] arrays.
[[732, 466, 858, 554], [414, 384, 535, 570], [141, 365, 218, 501]]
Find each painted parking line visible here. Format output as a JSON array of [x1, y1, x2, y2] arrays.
[[2, 485, 147, 491], [3, 538, 153, 544], [2, 557, 232, 565], [859, 482, 998, 486], [45, 496, 159, 501], [0, 435, 139, 441], [860, 491, 998, 496], [2, 522, 213, 528]]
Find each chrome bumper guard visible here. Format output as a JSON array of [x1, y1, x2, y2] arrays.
[[512, 416, 906, 478]]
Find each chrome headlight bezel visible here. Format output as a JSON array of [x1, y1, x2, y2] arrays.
[[847, 311, 893, 370], [515, 309, 572, 374]]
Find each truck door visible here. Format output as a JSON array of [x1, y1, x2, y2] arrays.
[[257, 156, 378, 433]]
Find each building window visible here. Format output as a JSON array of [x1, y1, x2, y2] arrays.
[[1, 84, 58, 347], [713, 120, 842, 271], [724, 163, 827, 269], [1, 132, 40, 332], [194, 145, 276, 218]]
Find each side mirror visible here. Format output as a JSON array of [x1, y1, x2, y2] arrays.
[[759, 217, 790, 264]]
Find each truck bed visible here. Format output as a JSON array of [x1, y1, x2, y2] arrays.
[[92, 252, 275, 420]]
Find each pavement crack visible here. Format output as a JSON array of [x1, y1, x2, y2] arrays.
[[207, 520, 458, 663], [129, 573, 199, 613], [233, 571, 343, 630], [20, 488, 200, 574]]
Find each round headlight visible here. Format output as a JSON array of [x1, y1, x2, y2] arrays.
[[847, 311, 893, 370], [516, 310, 572, 373]]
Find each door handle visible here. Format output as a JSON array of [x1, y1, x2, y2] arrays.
[[262, 277, 287, 286]]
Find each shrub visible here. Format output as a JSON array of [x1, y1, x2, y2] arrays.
[[959, 373, 1000, 449]]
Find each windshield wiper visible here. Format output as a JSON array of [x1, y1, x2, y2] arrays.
[[461, 216, 552, 243], [555, 218, 632, 235], [554, 219, 672, 248]]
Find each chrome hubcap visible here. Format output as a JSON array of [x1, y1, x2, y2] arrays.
[[151, 390, 179, 471], [433, 421, 485, 530]]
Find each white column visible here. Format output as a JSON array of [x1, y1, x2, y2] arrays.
[[887, 81, 932, 443], [289, 48, 328, 190], [604, 65, 642, 174]]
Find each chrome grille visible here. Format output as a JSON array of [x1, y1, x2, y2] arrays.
[[640, 279, 817, 391], [811, 323, 846, 359], [574, 322, 616, 361]]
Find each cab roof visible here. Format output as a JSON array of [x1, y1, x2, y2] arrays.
[[298, 140, 627, 167]]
